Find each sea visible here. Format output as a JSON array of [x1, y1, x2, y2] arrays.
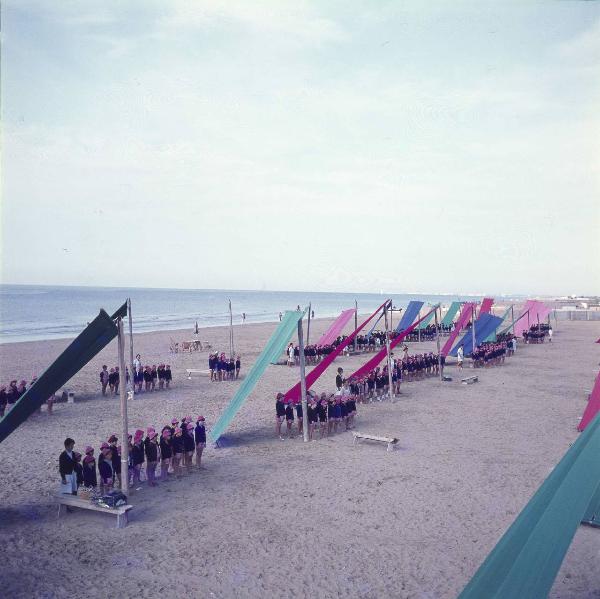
[[0, 284, 512, 344]]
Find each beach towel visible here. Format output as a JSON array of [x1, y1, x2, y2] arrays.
[[441, 303, 475, 357], [458, 410, 600, 599], [0, 309, 120, 445], [394, 301, 424, 333], [284, 300, 390, 403], [577, 370, 600, 432], [210, 310, 306, 443], [316, 309, 356, 346]]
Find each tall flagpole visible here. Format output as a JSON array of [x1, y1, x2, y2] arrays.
[[383, 301, 394, 400], [229, 299, 234, 359], [117, 318, 129, 495], [298, 316, 309, 443], [127, 298, 134, 399], [472, 304, 476, 358], [354, 299, 358, 352], [435, 305, 443, 381]]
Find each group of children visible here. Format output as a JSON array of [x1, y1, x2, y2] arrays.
[[470, 341, 510, 367], [0, 377, 35, 418], [59, 416, 208, 496], [286, 343, 340, 366], [208, 353, 241, 381], [275, 391, 357, 440], [99, 362, 173, 396]]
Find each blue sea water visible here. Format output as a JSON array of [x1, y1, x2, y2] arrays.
[[0, 284, 500, 344]]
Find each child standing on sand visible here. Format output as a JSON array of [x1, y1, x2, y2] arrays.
[[275, 393, 286, 439], [145, 431, 159, 486], [159, 429, 172, 481], [285, 399, 295, 438], [98, 448, 114, 494], [457, 346, 464, 369], [195, 416, 207, 467], [82, 446, 97, 489]]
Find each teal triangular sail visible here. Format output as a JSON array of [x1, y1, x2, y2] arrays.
[[0, 309, 119, 444], [484, 305, 513, 342], [459, 412, 600, 599], [440, 302, 461, 327], [209, 310, 306, 443]]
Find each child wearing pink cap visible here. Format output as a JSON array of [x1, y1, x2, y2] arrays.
[[82, 446, 97, 488], [171, 428, 184, 477], [145, 431, 160, 486], [183, 423, 196, 473]]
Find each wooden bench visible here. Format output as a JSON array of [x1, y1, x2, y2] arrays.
[[353, 432, 398, 452], [55, 493, 133, 529], [461, 375, 479, 385], [186, 369, 211, 379]]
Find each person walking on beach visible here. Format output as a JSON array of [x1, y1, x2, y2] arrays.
[[59, 437, 78, 495], [548, 327, 553, 342], [279, 312, 282, 321], [242, 312, 246, 324], [287, 343, 295, 367], [457, 346, 464, 369]]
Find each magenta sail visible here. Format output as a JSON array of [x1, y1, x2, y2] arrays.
[[479, 297, 494, 315], [316, 308, 356, 346], [578, 370, 600, 432]]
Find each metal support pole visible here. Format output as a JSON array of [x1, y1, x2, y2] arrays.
[[127, 298, 134, 398], [298, 318, 309, 443], [511, 305, 515, 334], [472, 304, 476, 358], [306, 302, 311, 347], [383, 301, 394, 400], [229, 299, 234, 359], [117, 318, 129, 495], [354, 299, 358, 352], [435, 306, 443, 381]]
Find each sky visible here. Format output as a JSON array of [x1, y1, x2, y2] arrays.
[[1, 1, 599, 296]]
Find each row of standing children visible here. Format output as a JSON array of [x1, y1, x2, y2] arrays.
[[61, 417, 207, 496], [208, 353, 241, 381], [275, 392, 357, 441]]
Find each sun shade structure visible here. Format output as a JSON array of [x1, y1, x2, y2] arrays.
[[440, 302, 462, 327], [394, 301, 424, 333], [209, 310, 306, 443], [0, 307, 123, 444], [458, 410, 600, 599], [448, 313, 503, 357], [577, 370, 600, 432], [348, 305, 439, 380], [284, 300, 390, 402], [441, 303, 475, 357], [416, 309, 436, 330], [479, 297, 495, 315], [316, 308, 356, 346]]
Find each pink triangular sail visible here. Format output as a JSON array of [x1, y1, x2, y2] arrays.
[[578, 370, 600, 432], [316, 309, 356, 346], [479, 297, 494, 315], [284, 300, 389, 402], [441, 303, 475, 357]]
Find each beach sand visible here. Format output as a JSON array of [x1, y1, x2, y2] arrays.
[[1, 315, 599, 599]]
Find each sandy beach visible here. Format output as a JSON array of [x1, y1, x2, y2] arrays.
[[1, 314, 599, 599]]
